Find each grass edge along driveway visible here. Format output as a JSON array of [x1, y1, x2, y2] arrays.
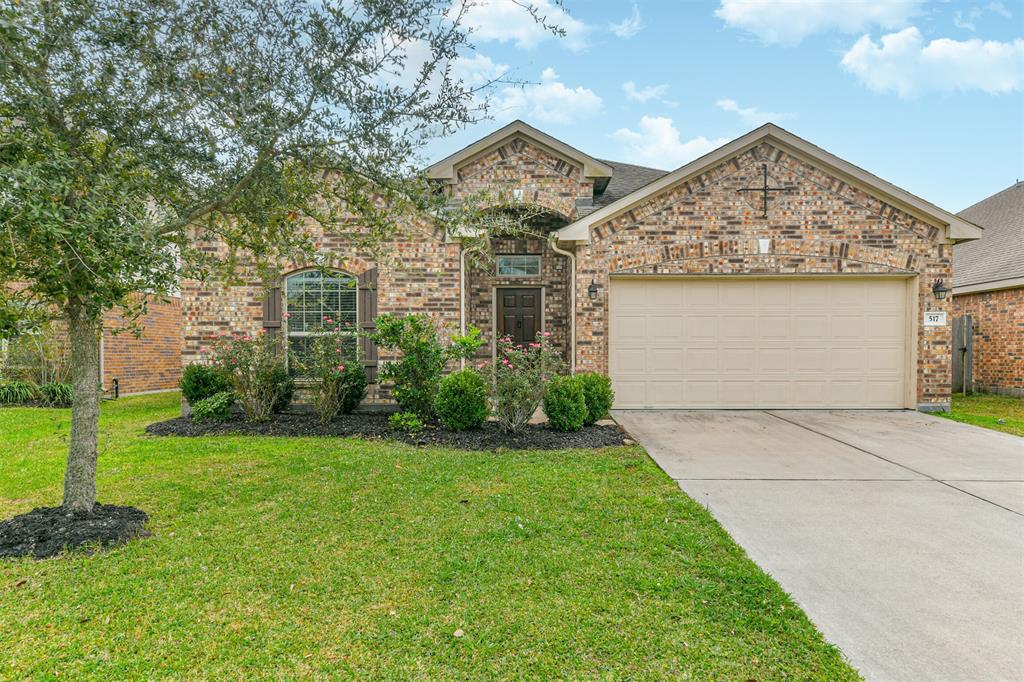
[[0, 393, 859, 680], [938, 392, 1024, 437]]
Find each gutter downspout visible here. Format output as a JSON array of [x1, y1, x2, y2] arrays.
[[459, 243, 467, 370], [548, 234, 576, 373]]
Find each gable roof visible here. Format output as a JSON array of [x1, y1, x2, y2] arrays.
[[953, 181, 1024, 293], [425, 120, 614, 191], [581, 160, 669, 217], [555, 123, 984, 244]]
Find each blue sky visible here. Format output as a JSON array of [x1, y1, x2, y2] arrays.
[[422, 0, 1024, 211]]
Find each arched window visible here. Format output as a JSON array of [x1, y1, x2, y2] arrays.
[[284, 270, 357, 374]]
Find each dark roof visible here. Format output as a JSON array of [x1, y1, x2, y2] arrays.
[[953, 181, 1024, 289], [576, 159, 669, 217]]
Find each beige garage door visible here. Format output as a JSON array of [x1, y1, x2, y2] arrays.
[[609, 278, 910, 409]]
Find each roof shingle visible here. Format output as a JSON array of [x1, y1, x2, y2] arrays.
[[953, 182, 1024, 289]]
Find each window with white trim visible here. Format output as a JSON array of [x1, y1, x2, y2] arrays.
[[284, 270, 357, 375], [496, 254, 541, 277]]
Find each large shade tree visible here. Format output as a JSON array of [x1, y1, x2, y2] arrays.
[[0, 0, 558, 513]]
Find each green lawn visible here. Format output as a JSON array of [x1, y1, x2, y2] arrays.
[[0, 393, 857, 680], [938, 392, 1024, 437]]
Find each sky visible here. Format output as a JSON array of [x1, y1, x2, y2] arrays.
[[420, 0, 1024, 212]]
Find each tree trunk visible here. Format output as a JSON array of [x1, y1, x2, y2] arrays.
[[63, 311, 102, 512]]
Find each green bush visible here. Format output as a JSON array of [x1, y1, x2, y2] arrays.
[[374, 314, 484, 420], [208, 333, 291, 422], [313, 364, 367, 423], [38, 382, 73, 407], [298, 323, 366, 423], [575, 372, 614, 425], [435, 369, 489, 431], [0, 380, 40, 405], [542, 375, 587, 432], [180, 363, 232, 405], [191, 391, 235, 422], [267, 363, 295, 414], [492, 332, 565, 433], [389, 411, 424, 433]]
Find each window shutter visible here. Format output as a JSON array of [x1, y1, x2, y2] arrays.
[[358, 268, 379, 383], [262, 282, 282, 339]]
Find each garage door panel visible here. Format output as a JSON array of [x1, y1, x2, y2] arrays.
[[610, 278, 908, 409]]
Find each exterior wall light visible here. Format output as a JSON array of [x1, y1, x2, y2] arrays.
[[587, 279, 600, 300], [931, 279, 950, 301]]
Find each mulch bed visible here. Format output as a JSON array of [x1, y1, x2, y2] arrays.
[[0, 504, 150, 560], [146, 412, 628, 451]]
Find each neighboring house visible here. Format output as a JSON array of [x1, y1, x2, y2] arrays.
[[181, 121, 983, 412], [101, 295, 183, 396], [1, 291, 182, 396], [952, 182, 1024, 396]]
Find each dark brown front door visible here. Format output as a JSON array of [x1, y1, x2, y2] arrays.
[[498, 288, 541, 344]]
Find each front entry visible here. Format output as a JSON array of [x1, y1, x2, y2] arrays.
[[497, 287, 541, 344]]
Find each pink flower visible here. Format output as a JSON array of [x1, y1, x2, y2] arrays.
[[282, 312, 291, 319], [199, 346, 208, 353], [541, 331, 552, 337], [336, 364, 345, 371]]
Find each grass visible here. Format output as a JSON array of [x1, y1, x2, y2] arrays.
[[0, 393, 858, 680], [938, 392, 1024, 437]]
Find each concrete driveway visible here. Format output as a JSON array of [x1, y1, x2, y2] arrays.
[[613, 409, 1024, 681]]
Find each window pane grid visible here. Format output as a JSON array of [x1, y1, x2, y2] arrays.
[[284, 270, 358, 375], [497, 255, 541, 277]]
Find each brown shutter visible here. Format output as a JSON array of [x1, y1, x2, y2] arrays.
[[262, 282, 282, 339], [357, 268, 379, 383]]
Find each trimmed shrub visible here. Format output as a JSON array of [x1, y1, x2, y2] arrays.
[[542, 375, 587, 432], [38, 382, 74, 407], [180, 363, 231, 405], [389, 411, 424, 433], [0, 380, 40, 405], [191, 391, 235, 422], [575, 372, 615, 425], [435, 369, 489, 431], [374, 314, 484, 420]]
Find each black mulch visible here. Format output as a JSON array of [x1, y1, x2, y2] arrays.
[[0, 504, 150, 560], [146, 412, 628, 451]]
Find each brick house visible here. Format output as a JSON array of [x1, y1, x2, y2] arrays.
[[182, 121, 983, 412], [951, 182, 1023, 396]]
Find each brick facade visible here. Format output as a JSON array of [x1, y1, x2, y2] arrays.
[[181, 219, 462, 402], [180, 127, 961, 410], [572, 142, 953, 409], [952, 287, 1024, 396], [102, 296, 183, 395]]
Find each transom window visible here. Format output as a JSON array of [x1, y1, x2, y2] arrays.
[[284, 270, 357, 375], [497, 254, 541, 277]]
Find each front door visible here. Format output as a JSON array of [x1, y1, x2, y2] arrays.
[[498, 288, 541, 344]]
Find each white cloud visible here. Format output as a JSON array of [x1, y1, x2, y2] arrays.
[[453, 53, 510, 88], [987, 2, 1012, 19], [610, 4, 644, 38], [841, 27, 1024, 97], [715, 99, 789, 126], [953, 7, 980, 31], [462, 0, 590, 52], [612, 117, 730, 170], [491, 68, 602, 124], [715, 0, 921, 46], [622, 81, 675, 106]]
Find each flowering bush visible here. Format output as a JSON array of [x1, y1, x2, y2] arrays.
[[492, 331, 566, 433], [374, 314, 484, 419], [299, 322, 367, 423], [206, 331, 293, 422]]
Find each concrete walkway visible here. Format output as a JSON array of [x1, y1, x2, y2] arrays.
[[613, 409, 1024, 681]]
